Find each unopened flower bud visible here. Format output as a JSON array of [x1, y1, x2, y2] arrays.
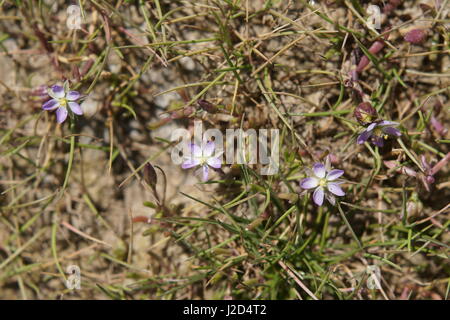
[[197, 99, 218, 113], [426, 175, 435, 185], [143, 162, 158, 190], [354, 102, 377, 125], [404, 29, 427, 44], [30, 85, 49, 99]]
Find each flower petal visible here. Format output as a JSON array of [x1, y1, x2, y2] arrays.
[[378, 120, 398, 126], [372, 136, 384, 147], [181, 158, 200, 169], [313, 163, 326, 178], [327, 183, 345, 196], [382, 126, 401, 137], [66, 91, 80, 101], [325, 193, 336, 206], [42, 99, 60, 110], [202, 165, 209, 181], [367, 122, 377, 131], [326, 169, 344, 181], [49, 85, 65, 99], [300, 177, 319, 189], [190, 143, 202, 157], [207, 156, 221, 169], [68, 102, 83, 115], [357, 129, 372, 144], [56, 107, 68, 123], [312, 187, 324, 206], [203, 141, 215, 157]]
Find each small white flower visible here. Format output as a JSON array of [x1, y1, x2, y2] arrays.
[[181, 142, 222, 181]]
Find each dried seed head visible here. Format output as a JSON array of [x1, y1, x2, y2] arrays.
[[354, 102, 378, 125], [404, 29, 427, 44]]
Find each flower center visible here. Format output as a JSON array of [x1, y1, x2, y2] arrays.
[[197, 155, 208, 166], [360, 113, 373, 123], [373, 127, 382, 136], [373, 127, 389, 140], [319, 178, 327, 187], [59, 98, 68, 107]]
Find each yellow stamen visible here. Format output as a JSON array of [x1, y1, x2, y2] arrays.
[[59, 98, 68, 107], [197, 156, 208, 166], [373, 127, 390, 140], [373, 127, 382, 136]]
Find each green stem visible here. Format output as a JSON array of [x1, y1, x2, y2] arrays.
[[62, 121, 76, 192], [337, 201, 363, 249], [52, 217, 67, 281]]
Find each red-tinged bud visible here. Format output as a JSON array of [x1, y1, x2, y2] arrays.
[[404, 29, 427, 44], [354, 102, 378, 125], [260, 211, 270, 220], [72, 65, 81, 82], [383, 0, 401, 13], [356, 40, 386, 72], [384, 160, 417, 177], [132, 216, 152, 224], [403, 166, 418, 177], [183, 106, 195, 117], [426, 175, 435, 185], [80, 59, 94, 77], [431, 152, 450, 176], [143, 162, 158, 190], [430, 116, 448, 137], [197, 99, 218, 113], [29, 85, 49, 100]]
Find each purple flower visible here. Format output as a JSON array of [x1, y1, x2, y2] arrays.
[[181, 141, 222, 181], [357, 121, 401, 147], [300, 160, 345, 206], [42, 83, 83, 123]]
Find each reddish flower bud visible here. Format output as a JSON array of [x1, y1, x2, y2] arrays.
[[426, 175, 435, 185], [143, 162, 158, 190], [354, 102, 378, 125], [197, 99, 218, 113], [29, 85, 49, 100], [404, 29, 427, 44]]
